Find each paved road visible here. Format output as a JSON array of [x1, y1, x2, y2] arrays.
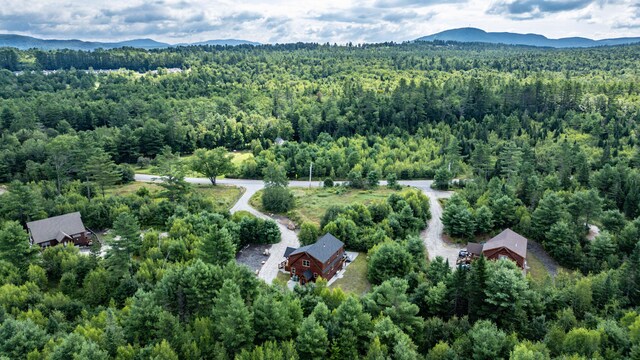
[[135, 174, 458, 282]]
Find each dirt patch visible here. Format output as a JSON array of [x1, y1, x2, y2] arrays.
[[236, 244, 272, 273]]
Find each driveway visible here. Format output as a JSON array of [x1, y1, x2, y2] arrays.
[[398, 181, 462, 267], [135, 174, 460, 282]]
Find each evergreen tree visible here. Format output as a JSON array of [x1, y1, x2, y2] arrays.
[[156, 147, 191, 201], [84, 149, 121, 198], [468, 255, 489, 321], [106, 213, 141, 276], [0, 221, 37, 269], [296, 315, 328, 359], [198, 227, 235, 266], [212, 280, 255, 354]]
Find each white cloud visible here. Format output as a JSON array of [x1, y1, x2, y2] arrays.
[[0, 0, 637, 43]]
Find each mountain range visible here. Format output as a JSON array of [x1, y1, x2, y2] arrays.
[[0, 34, 260, 51], [416, 28, 640, 48]]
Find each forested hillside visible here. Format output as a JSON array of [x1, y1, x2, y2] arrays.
[[0, 42, 639, 359]]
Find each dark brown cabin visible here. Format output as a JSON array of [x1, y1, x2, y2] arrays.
[[283, 233, 346, 284], [460, 228, 528, 269], [26, 212, 91, 248]]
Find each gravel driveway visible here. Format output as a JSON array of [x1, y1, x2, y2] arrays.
[[136, 174, 462, 281]]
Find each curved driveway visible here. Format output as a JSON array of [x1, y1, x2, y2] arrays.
[[135, 174, 460, 283]]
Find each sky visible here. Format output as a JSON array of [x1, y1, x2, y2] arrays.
[[0, 0, 639, 44]]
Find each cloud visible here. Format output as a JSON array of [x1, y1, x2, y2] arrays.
[[313, 7, 433, 25], [487, 0, 607, 20], [0, 0, 636, 44], [373, 0, 466, 8]]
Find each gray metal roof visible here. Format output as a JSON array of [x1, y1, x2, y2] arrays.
[[290, 233, 344, 263], [483, 228, 528, 259], [26, 212, 86, 245], [284, 246, 297, 258]]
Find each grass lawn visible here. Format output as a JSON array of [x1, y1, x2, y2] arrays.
[[106, 182, 243, 212], [527, 252, 550, 282], [330, 254, 371, 295], [250, 186, 402, 226], [275, 271, 291, 284]]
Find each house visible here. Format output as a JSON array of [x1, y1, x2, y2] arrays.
[[26, 212, 91, 248], [459, 228, 528, 269], [282, 233, 346, 284], [274, 137, 285, 146]]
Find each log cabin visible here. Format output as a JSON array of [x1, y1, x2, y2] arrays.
[[283, 233, 346, 284], [26, 212, 91, 248]]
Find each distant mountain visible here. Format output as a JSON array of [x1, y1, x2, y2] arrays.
[[188, 39, 261, 46], [416, 28, 640, 48], [0, 34, 259, 51]]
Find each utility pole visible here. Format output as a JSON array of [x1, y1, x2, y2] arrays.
[[309, 162, 313, 188]]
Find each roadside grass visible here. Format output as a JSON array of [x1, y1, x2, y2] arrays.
[[192, 184, 244, 212], [527, 252, 550, 282], [106, 182, 243, 212], [330, 254, 371, 295], [250, 186, 402, 226]]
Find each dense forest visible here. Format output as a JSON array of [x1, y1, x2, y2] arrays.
[[0, 42, 639, 359]]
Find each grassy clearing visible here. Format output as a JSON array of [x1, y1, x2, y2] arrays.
[[193, 184, 243, 212], [527, 252, 550, 282], [107, 182, 243, 212], [135, 151, 253, 178], [250, 186, 402, 226], [105, 182, 162, 196], [330, 254, 371, 295]]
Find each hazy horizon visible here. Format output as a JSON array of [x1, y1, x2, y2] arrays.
[[0, 0, 638, 44]]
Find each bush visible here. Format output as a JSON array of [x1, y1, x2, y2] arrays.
[[433, 167, 452, 190], [118, 164, 135, 184], [299, 222, 320, 245], [367, 241, 412, 284], [323, 178, 334, 187], [262, 187, 294, 213]]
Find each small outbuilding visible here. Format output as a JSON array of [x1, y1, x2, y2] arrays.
[[26, 212, 91, 248], [282, 233, 346, 284]]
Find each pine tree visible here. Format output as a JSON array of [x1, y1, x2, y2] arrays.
[[212, 280, 255, 354], [84, 149, 121, 198], [0, 221, 37, 269], [468, 255, 489, 322], [198, 227, 235, 266], [106, 213, 140, 276], [296, 315, 328, 359], [156, 147, 190, 201], [253, 293, 290, 342]]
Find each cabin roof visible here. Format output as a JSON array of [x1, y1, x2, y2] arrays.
[[289, 233, 344, 263], [26, 212, 86, 245]]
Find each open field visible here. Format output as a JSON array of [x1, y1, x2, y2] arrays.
[[250, 186, 401, 226], [107, 182, 243, 212], [330, 253, 371, 295], [135, 151, 253, 177]]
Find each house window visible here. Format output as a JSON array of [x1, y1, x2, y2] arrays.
[[302, 260, 310, 267], [291, 267, 296, 274], [499, 255, 508, 260]]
